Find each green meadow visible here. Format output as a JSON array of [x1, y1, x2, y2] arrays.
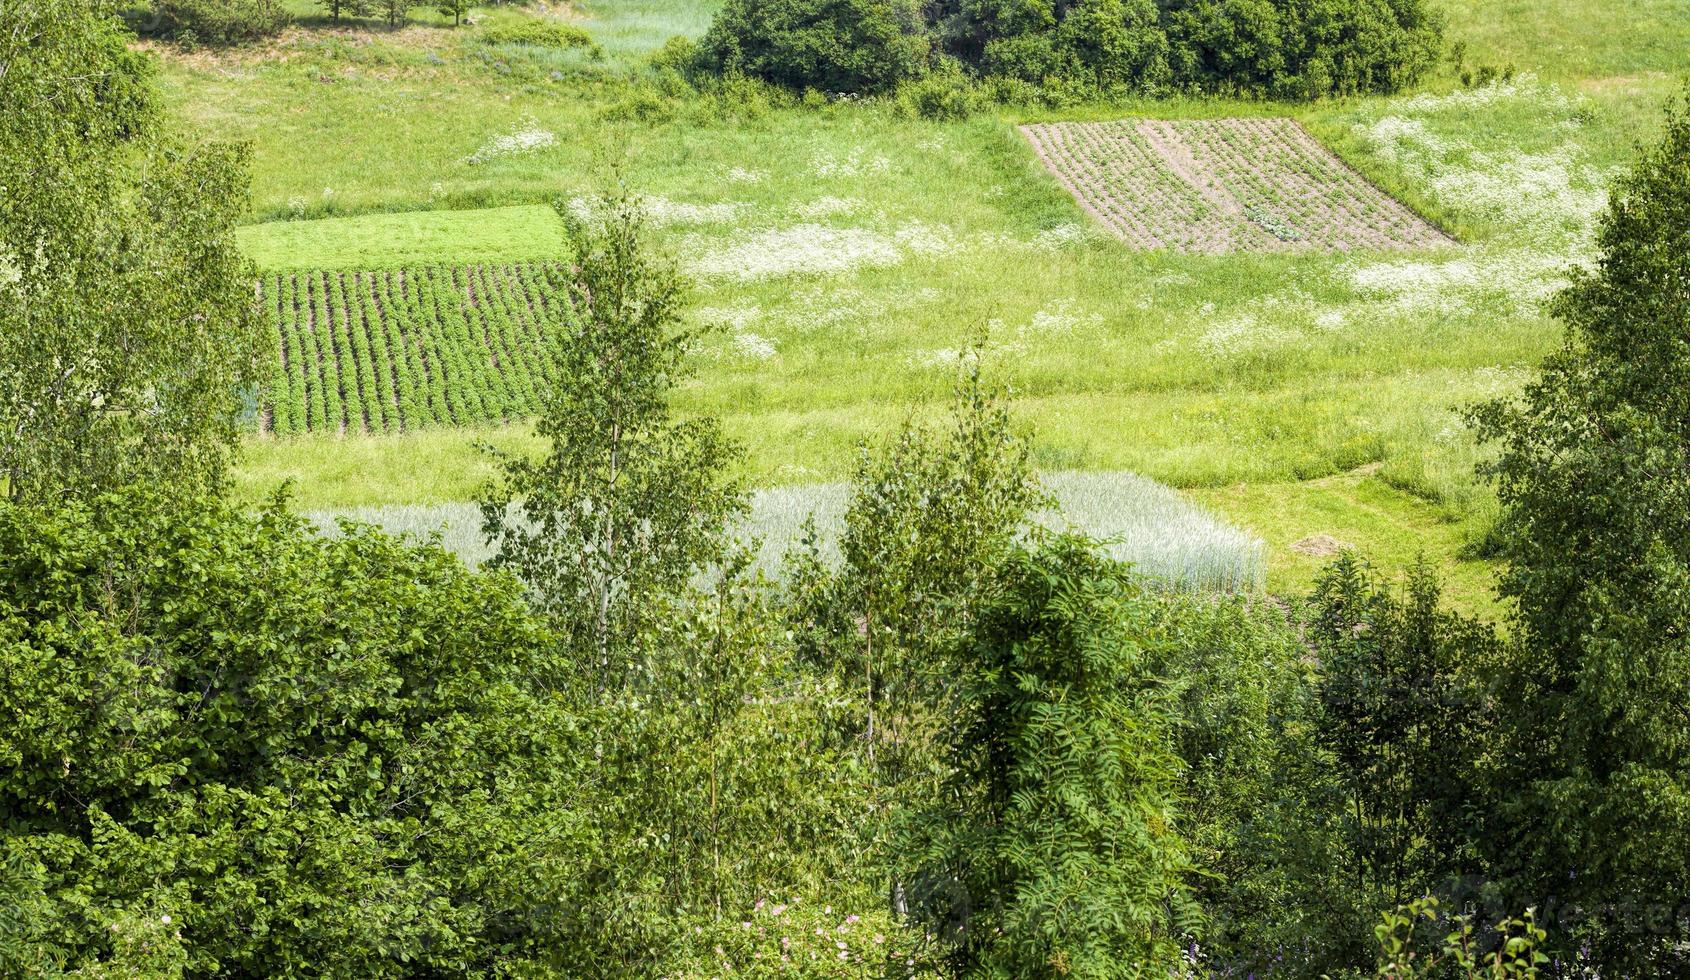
[[160, 0, 1687, 606]]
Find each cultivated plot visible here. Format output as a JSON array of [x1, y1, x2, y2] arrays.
[[1021, 118, 1451, 253], [262, 263, 561, 436]]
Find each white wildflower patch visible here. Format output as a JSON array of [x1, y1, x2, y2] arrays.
[[695, 304, 763, 332], [1024, 300, 1103, 336], [726, 166, 767, 184], [1390, 74, 1573, 116], [893, 220, 962, 257], [1349, 248, 1574, 316], [1032, 223, 1093, 251], [792, 196, 863, 219], [692, 225, 903, 281], [1195, 313, 1296, 359], [1314, 309, 1348, 332], [0, 247, 21, 292], [1358, 77, 1606, 241], [464, 117, 557, 165], [566, 194, 744, 228], [732, 332, 778, 360], [810, 149, 893, 179]]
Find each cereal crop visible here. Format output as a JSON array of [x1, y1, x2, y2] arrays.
[[261, 263, 563, 435], [1021, 118, 1452, 253]]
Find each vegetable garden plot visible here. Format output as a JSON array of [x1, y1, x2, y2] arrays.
[[1021, 118, 1452, 253], [261, 263, 564, 435]]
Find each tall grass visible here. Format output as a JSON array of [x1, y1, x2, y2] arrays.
[[308, 470, 1265, 592]]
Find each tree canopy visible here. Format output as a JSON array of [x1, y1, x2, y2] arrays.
[[0, 0, 261, 505]]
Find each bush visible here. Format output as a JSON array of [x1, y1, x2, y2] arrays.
[[153, 0, 289, 45], [902, 536, 1195, 976], [0, 488, 583, 974], [1159, 0, 1444, 98], [895, 56, 985, 119], [697, 0, 932, 95], [475, 19, 600, 53]]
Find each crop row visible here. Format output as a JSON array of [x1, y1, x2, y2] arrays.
[[260, 263, 565, 435]]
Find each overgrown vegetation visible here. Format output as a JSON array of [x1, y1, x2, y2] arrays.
[[6, 2, 1690, 977], [697, 0, 1443, 99]]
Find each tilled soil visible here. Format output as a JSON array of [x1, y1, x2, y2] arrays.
[[1020, 118, 1453, 254]]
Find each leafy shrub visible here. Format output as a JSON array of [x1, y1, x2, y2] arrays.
[[1158, 0, 1445, 99], [903, 536, 1195, 976], [0, 488, 582, 975], [697, 0, 932, 95], [894, 56, 985, 119], [153, 0, 289, 45], [475, 19, 600, 54], [650, 33, 701, 73], [1366, 897, 1549, 979]]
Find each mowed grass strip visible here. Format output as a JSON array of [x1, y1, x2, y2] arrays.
[[261, 262, 563, 435], [1021, 118, 1452, 253], [237, 204, 568, 270]]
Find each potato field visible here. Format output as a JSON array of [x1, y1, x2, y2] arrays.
[[261, 263, 563, 435], [1021, 118, 1452, 253]]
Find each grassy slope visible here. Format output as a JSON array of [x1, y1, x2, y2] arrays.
[[185, 1, 1686, 608], [238, 204, 567, 268]]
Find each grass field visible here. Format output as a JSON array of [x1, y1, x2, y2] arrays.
[[238, 205, 566, 269], [160, 0, 1687, 607]]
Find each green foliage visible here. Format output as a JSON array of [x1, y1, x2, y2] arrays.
[[377, 0, 412, 28], [904, 536, 1194, 978], [476, 19, 600, 52], [0, 487, 584, 975], [1309, 555, 1496, 917], [479, 192, 745, 675], [698, 0, 932, 95], [437, 0, 470, 26], [1471, 88, 1690, 974], [317, 0, 370, 23], [154, 0, 290, 44], [711, 0, 1441, 98], [0, 1, 262, 504], [786, 354, 1045, 816], [1157, 0, 1444, 99], [262, 263, 563, 434], [1364, 896, 1548, 980]]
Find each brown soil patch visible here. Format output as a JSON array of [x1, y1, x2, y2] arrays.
[[1020, 118, 1453, 255], [1290, 533, 1354, 558]]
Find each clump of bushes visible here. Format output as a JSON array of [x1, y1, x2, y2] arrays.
[[475, 19, 600, 54], [151, 0, 290, 45], [697, 0, 932, 95], [696, 0, 1443, 100]]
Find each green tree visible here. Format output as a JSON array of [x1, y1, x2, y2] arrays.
[[787, 355, 1044, 797], [904, 536, 1195, 978], [0, 0, 261, 504], [1472, 90, 1690, 973], [698, 0, 932, 94], [1307, 557, 1496, 947], [480, 192, 744, 680], [437, 0, 470, 26], [318, 0, 371, 23], [378, 0, 411, 27]]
